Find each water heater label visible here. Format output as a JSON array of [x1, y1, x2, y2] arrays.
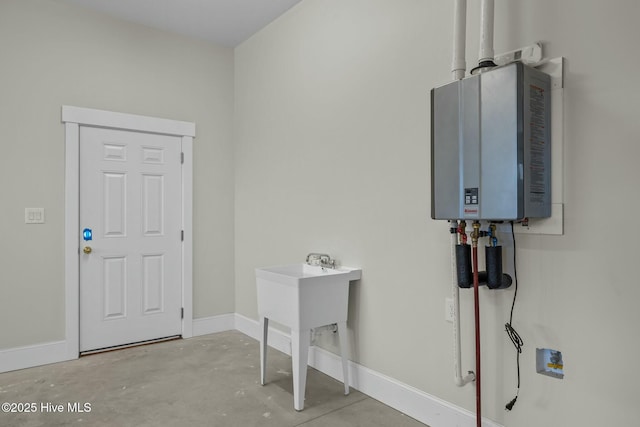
[[529, 84, 547, 205]]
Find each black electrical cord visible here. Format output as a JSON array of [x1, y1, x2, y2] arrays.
[[505, 221, 523, 411]]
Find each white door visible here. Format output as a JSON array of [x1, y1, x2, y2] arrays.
[[79, 126, 183, 353]]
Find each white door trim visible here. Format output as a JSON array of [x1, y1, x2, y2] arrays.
[[62, 106, 194, 361]]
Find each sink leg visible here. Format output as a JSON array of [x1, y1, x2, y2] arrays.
[[260, 317, 269, 385], [337, 321, 350, 395], [291, 329, 310, 411]]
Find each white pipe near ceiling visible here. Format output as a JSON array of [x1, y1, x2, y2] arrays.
[[451, 0, 467, 80], [478, 0, 495, 65]]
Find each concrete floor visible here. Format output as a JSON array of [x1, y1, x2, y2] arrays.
[[0, 331, 427, 427]]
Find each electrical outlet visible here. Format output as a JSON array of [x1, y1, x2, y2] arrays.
[[445, 298, 454, 322]]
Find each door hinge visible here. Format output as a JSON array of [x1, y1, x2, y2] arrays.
[[181, 230, 184, 241], [181, 152, 184, 164], [181, 307, 184, 319]]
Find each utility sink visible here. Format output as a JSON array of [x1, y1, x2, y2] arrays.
[[258, 263, 361, 282], [256, 263, 361, 410], [256, 264, 360, 329]]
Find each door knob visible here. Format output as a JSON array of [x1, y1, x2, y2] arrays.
[[83, 246, 92, 254]]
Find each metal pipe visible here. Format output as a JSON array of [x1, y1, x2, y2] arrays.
[[451, 0, 467, 80], [478, 0, 495, 64], [450, 221, 475, 386], [471, 222, 482, 427]]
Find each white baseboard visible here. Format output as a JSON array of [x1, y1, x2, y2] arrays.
[[311, 346, 502, 427], [1, 314, 503, 427], [234, 313, 291, 355], [0, 341, 72, 374], [192, 313, 236, 336], [234, 314, 503, 427], [192, 313, 291, 357], [2, 314, 237, 373]]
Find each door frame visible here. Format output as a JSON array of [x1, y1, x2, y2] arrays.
[[62, 106, 195, 359]]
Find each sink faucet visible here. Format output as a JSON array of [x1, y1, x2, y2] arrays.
[[306, 253, 335, 269]]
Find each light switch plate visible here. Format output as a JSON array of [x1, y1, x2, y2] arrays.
[[25, 208, 45, 224]]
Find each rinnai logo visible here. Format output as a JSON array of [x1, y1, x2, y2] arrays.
[[464, 208, 478, 214]]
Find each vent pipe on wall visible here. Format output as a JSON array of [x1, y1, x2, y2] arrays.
[[451, 0, 467, 80], [472, 0, 497, 74]]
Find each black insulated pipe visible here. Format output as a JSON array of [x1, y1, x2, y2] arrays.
[[485, 246, 513, 289], [457, 244, 490, 288], [456, 244, 473, 288]]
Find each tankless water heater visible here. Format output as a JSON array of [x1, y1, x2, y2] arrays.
[[431, 62, 551, 221]]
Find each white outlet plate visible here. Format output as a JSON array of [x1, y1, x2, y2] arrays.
[[445, 298, 454, 323], [25, 208, 45, 224]]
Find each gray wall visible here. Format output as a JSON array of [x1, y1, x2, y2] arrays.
[[234, 0, 640, 426], [0, 0, 236, 349], [3, 0, 639, 425]]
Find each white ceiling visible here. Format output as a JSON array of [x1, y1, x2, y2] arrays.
[[56, 0, 304, 47]]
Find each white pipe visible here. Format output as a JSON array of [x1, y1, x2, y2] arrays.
[[450, 221, 475, 387], [478, 0, 495, 64], [451, 0, 467, 80]]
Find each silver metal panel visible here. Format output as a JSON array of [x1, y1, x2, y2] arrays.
[[479, 64, 521, 220], [461, 76, 481, 219], [431, 63, 551, 221], [431, 80, 461, 219]]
